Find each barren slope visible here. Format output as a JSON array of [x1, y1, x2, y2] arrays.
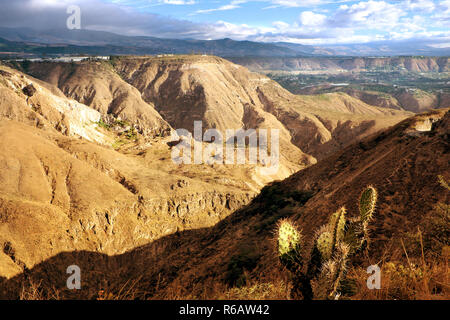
[[0, 65, 259, 280], [296, 86, 450, 113], [2, 109, 446, 299], [22, 56, 412, 171], [111, 56, 411, 161], [0, 57, 421, 297], [135, 108, 449, 298], [23, 61, 172, 138]]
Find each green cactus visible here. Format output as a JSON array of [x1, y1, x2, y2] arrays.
[[343, 218, 365, 253], [329, 207, 346, 250], [315, 207, 346, 261], [359, 186, 377, 225], [276, 186, 378, 300], [315, 226, 334, 261], [329, 243, 350, 298], [277, 219, 303, 272]]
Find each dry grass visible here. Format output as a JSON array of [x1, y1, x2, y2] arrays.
[[16, 185, 449, 301], [219, 280, 290, 300], [347, 220, 449, 300], [20, 279, 61, 300], [96, 277, 147, 300], [142, 224, 449, 301], [17, 243, 448, 300], [148, 272, 291, 300], [348, 255, 449, 300]]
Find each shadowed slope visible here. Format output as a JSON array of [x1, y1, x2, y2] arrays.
[[1, 110, 447, 299]]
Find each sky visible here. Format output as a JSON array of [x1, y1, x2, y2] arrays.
[[0, 0, 449, 45]]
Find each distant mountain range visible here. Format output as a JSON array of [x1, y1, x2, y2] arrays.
[[0, 27, 449, 58]]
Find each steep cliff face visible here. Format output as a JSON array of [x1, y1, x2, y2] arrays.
[[25, 61, 172, 138], [24, 56, 412, 171], [0, 66, 109, 144], [112, 56, 312, 169]]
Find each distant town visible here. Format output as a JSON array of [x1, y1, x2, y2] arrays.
[[5, 55, 111, 63]]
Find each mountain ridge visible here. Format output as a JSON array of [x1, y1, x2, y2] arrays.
[[20, 55, 412, 165], [0, 27, 449, 58]]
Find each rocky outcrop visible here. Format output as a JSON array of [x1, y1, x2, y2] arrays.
[[0, 119, 256, 279], [0, 65, 108, 144], [25, 61, 172, 139]]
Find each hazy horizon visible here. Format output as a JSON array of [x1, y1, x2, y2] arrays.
[[0, 0, 449, 47]]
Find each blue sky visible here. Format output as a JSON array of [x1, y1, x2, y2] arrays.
[[99, 0, 450, 44], [0, 0, 449, 45]]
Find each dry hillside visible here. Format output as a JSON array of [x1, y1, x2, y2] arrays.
[[0, 56, 428, 299], [297, 86, 450, 114], [0, 64, 260, 281], [24, 61, 171, 138], [24, 56, 411, 164], [0, 109, 447, 300]]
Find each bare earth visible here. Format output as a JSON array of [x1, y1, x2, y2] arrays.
[[0, 56, 440, 299]]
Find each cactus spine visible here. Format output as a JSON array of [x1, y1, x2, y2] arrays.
[[277, 219, 303, 272], [359, 186, 377, 225], [276, 186, 378, 300], [316, 227, 334, 261], [329, 207, 346, 250]]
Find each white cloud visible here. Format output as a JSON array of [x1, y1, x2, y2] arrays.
[[0, 0, 448, 46], [198, 0, 352, 13], [432, 0, 450, 26], [403, 0, 435, 12], [161, 0, 196, 4], [217, 0, 443, 44], [299, 11, 327, 26], [266, 0, 352, 8], [428, 42, 450, 48], [195, 0, 250, 14], [329, 1, 406, 29]]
